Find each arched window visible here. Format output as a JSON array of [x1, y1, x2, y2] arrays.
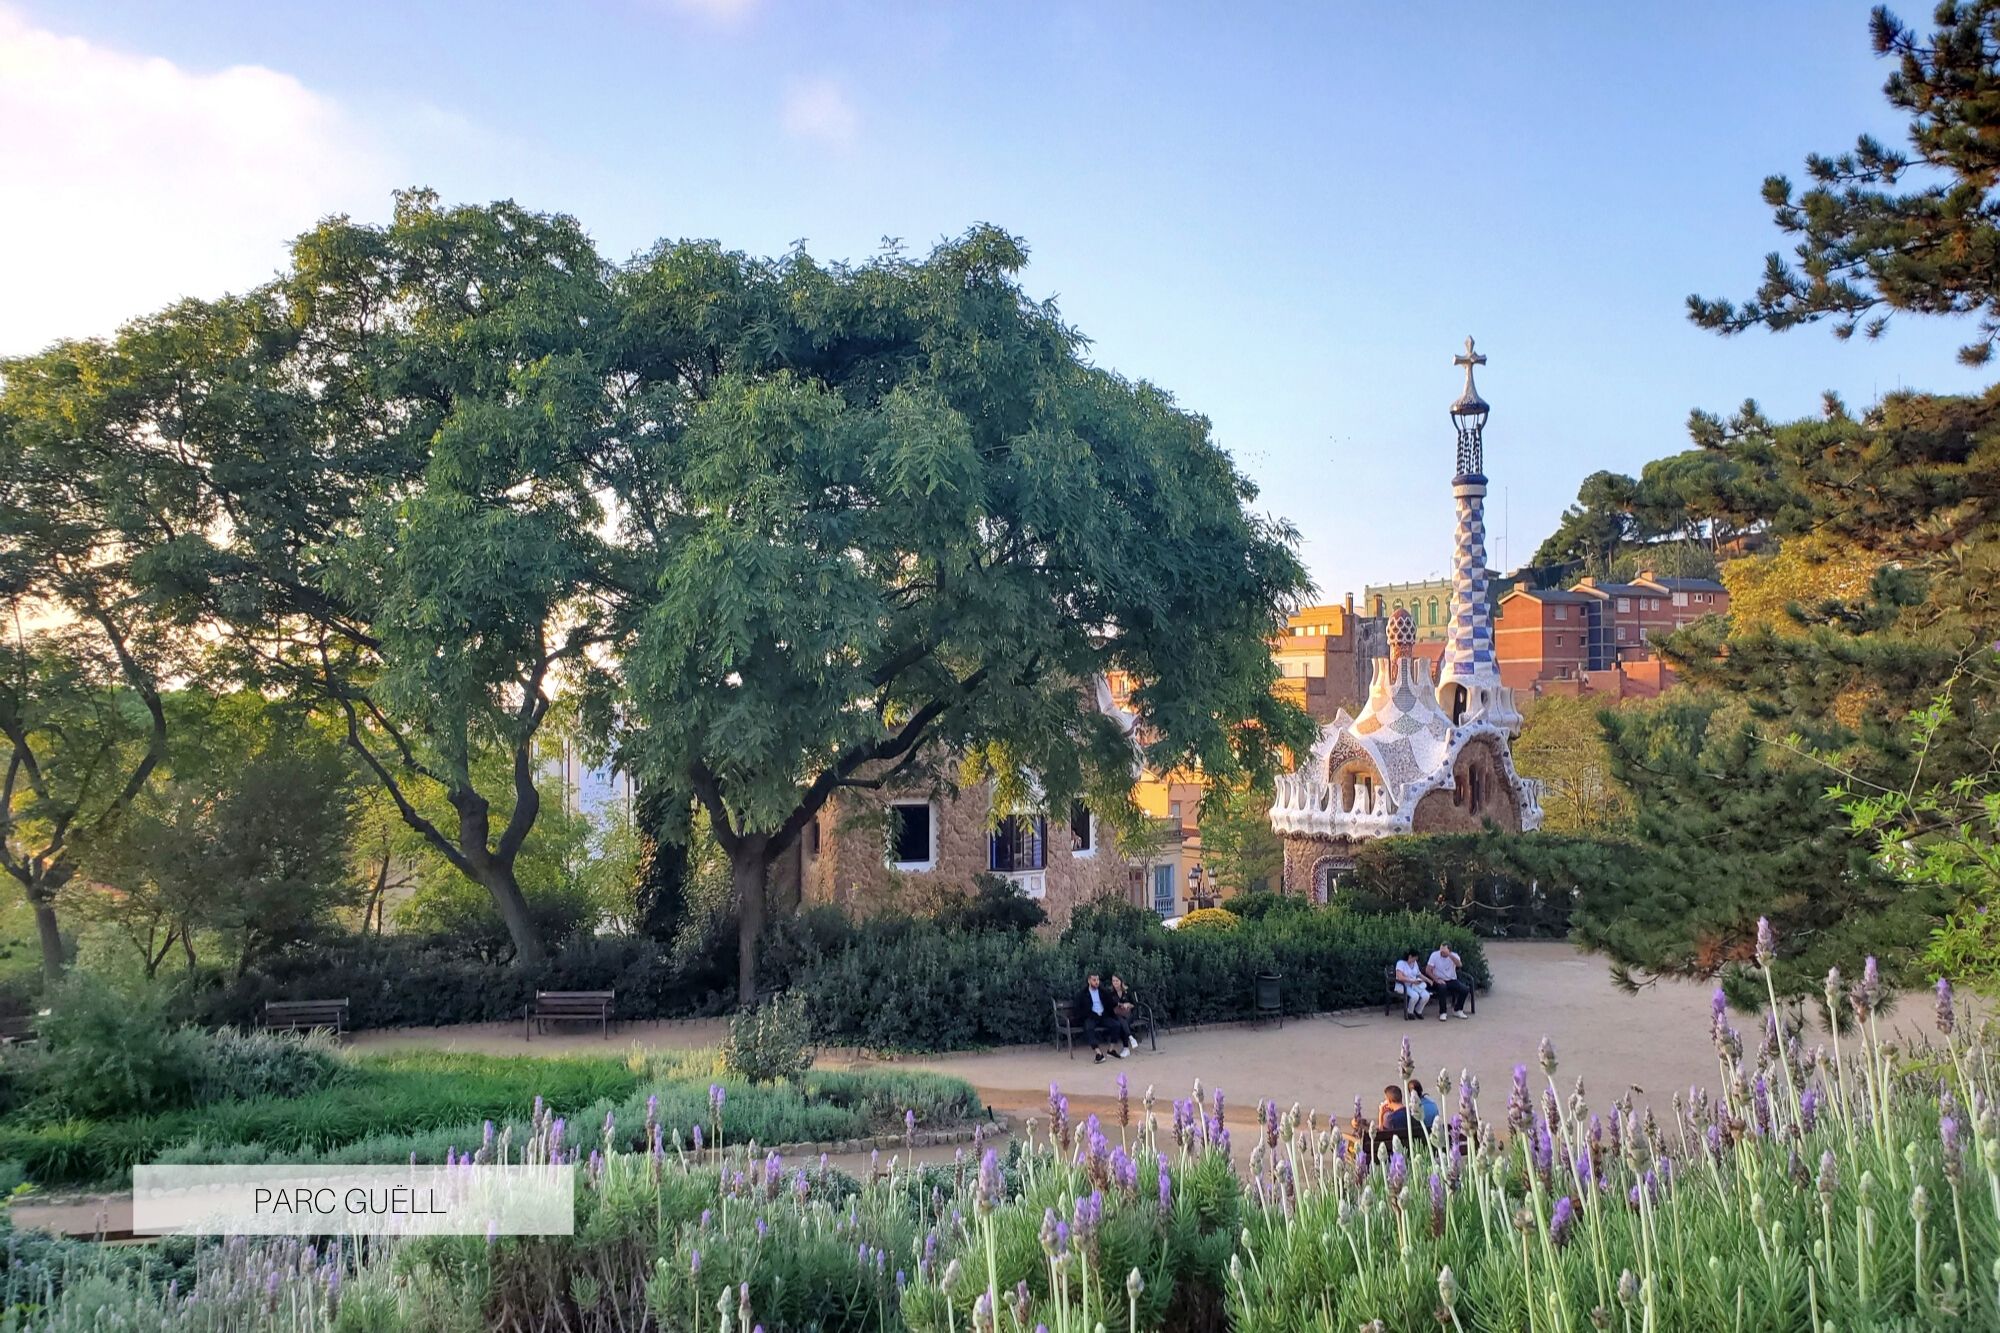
[[1427, 597, 1439, 627]]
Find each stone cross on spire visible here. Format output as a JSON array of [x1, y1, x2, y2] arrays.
[[1453, 335, 1485, 390]]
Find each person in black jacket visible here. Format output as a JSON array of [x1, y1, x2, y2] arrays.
[[1072, 973, 1127, 1063]]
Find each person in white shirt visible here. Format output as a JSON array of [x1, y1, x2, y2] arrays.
[[1393, 951, 1430, 1021], [1425, 942, 1471, 1021]]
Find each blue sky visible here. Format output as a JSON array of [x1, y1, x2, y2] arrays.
[[5, 1, 1990, 598]]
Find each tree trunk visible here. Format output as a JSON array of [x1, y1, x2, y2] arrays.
[[477, 861, 545, 965], [731, 836, 769, 1008], [31, 894, 65, 985], [633, 788, 690, 946]]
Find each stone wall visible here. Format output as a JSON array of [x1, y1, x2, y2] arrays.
[[1280, 835, 1357, 900], [1408, 736, 1522, 834], [801, 781, 1130, 928]]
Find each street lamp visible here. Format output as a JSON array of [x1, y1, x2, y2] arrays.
[[1187, 863, 1205, 908]]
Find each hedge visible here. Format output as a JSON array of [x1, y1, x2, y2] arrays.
[[793, 904, 1486, 1050], [1340, 828, 1642, 938], [164, 903, 1484, 1053]]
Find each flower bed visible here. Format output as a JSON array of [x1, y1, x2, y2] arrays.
[[11, 936, 1990, 1331]]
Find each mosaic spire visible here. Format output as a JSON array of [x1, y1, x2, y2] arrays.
[[1437, 337, 1504, 725]]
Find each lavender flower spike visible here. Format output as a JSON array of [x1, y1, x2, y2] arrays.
[[1754, 916, 1776, 966], [1936, 977, 1956, 1036]]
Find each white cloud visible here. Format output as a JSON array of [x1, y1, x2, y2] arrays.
[[0, 5, 399, 355], [781, 76, 860, 148]]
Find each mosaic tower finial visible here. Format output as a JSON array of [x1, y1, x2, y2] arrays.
[[1437, 337, 1514, 730]]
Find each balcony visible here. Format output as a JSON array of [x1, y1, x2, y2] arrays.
[[996, 869, 1047, 900]]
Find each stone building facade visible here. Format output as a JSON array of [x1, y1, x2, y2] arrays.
[[798, 781, 1131, 927]]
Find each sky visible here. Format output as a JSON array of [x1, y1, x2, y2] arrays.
[[3, 0, 1992, 600]]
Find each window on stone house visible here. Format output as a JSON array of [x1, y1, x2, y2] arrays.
[[990, 815, 1047, 872], [1070, 801, 1094, 855], [888, 801, 934, 868], [806, 820, 821, 858]]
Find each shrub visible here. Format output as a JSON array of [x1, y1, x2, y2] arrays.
[[1225, 890, 1309, 921], [722, 991, 814, 1083], [1342, 828, 1639, 937], [1176, 907, 1240, 932], [932, 875, 1048, 934], [29, 979, 207, 1119], [192, 1027, 346, 1103], [796, 905, 1485, 1050]]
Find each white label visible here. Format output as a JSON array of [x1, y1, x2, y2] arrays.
[[132, 1165, 576, 1236]]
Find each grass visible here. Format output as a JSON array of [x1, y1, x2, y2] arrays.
[[0, 1047, 984, 1188]]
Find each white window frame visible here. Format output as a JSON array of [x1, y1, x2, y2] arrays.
[[1554, 605, 1568, 621], [1070, 801, 1097, 859], [1672, 591, 1688, 607], [886, 800, 938, 872], [1616, 596, 1631, 613]]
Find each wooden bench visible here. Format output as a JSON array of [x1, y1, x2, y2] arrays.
[[526, 990, 615, 1040], [261, 999, 349, 1037], [1383, 965, 1476, 1019], [1052, 995, 1164, 1057], [0, 1014, 38, 1046]]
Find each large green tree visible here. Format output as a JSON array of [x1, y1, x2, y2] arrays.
[[0, 193, 626, 964], [1690, 1, 2000, 365], [615, 229, 1315, 1002]]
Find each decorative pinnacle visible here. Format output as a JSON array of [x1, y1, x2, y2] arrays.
[[1449, 336, 1488, 419]]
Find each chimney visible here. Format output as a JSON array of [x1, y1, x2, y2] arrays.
[[1343, 592, 1355, 615], [1372, 594, 1386, 617]]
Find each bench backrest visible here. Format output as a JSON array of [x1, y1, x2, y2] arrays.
[[1051, 998, 1076, 1027], [0, 1015, 36, 1038], [535, 991, 614, 1012], [265, 1000, 348, 1018]]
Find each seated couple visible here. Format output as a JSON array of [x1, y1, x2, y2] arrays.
[[1371, 1078, 1440, 1149], [1393, 942, 1473, 1022], [1073, 972, 1139, 1064]]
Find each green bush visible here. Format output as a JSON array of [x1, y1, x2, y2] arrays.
[[933, 875, 1049, 934], [1341, 827, 1639, 937], [795, 904, 1486, 1050], [722, 990, 815, 1083], [29, 979, 207, 1118]]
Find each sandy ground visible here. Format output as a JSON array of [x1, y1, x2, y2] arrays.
[[16, 941, 1938, 1239]]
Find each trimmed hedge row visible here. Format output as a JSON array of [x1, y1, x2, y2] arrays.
[[167, 903, 1483, 1054], [795, 904, 1487, 1051]]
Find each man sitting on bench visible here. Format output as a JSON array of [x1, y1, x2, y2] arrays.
[[1073, 972, 1128, 1064]]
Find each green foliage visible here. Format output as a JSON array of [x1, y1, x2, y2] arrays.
[[615, 226, 1316, 1002], [1690, 1, 2000, 365], [1843, 658, 2000, 995], [73, 690, 360, 977], [1222, 890, 1311, 922], [26, 978, 207, 1118], [1342, 829, 1639, 938], [1194, 779, 1284, 896], [1512, 694, 1632, 834], [25, 945, 1997, 1333], [793, 906, 1485, 1050], [933, 874, 1048, 934], [722, 990, 814, 1084]]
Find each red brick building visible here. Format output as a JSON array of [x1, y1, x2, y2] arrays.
[[1493, 569, 1728, 696]]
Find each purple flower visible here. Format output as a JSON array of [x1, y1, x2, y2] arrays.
[[1755, 916, 1776, 966], [710, 1083, 727, 1116], [1943, 1116, 1964, 1182], [691, 1248, 701, 1275], [977, 1148, 1004, 1213], [1157, 1154, 1173, 1211], [1853, 957, 1882, 1020], [692, 1123, 704, 1153], [1800, 1085, 1821, 1134], [1538, 1036, 1558, 1077], [1550, 1195, 1576, 1249], [905, 1108, 917, 1142], [1936, 978, 1956, 1036], [1508, 1065, 1533, 1132], [1117, 1072, 1131, 1128], [1428, 1171, 1446, 1235], [1388, 1145, 1409, 1193], [1400, 1036, 1415, 1080]]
